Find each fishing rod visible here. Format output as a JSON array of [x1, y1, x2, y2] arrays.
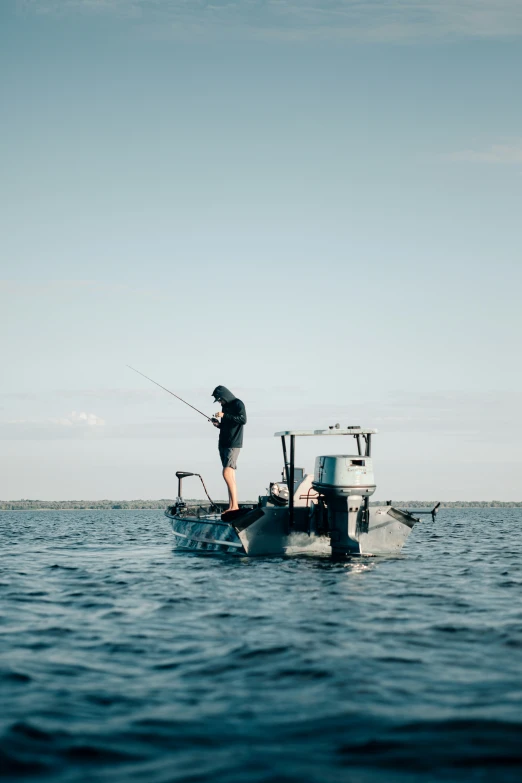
[[126, 366, 217, 424]]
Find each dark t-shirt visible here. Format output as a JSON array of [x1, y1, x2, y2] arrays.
[[218, 398, 247, 448]]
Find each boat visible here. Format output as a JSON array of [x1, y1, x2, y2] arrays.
[[165, 427, 439, 556]]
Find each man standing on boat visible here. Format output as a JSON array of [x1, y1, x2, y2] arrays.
[[211, 386, 246, 514]]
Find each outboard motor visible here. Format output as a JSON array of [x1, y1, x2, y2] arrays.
[[312, 455, 376, 554]]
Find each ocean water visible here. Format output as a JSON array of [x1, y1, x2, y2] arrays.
[[1, 508, 521, 783]]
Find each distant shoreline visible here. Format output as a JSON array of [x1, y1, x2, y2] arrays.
[[1, 500, 521, 510]]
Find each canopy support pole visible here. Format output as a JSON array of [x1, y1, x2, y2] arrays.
[[366, 434, 372, 457], [289, 435, 295, 529], [281, 436, 290, 486]]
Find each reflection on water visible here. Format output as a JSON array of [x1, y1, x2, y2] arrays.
[[1, 508, 522, 782]]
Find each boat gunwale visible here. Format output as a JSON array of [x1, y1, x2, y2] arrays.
[[165, 510, 235, 528]]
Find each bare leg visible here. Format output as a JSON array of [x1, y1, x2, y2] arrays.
[[223, 467, 239, 511]]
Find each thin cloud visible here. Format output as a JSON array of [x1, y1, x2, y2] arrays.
[[3, 411, 106, 439], [17, 1, 522, 41], [372, 390, 522, 441], [257, 390, 522, 440], [0, 414, 209, 440], [0, 279, 172, 301], [2, 391, 520, 442], [53, 411, 106, 426], [443, 141, 522, 164], [0, 384, 302, 404]]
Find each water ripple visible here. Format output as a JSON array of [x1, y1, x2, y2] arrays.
[[1, 508, 522, 782]]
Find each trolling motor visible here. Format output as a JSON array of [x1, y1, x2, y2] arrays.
[[175, 471, 194, 509], [175, 471, 217, 512]]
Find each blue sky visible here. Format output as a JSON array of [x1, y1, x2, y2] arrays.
[[1, 1, 521, 500]]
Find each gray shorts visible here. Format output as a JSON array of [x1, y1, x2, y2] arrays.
[[219, 447, 240, 470]]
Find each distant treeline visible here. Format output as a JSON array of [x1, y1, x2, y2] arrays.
[[1, 499, 522, 510], [0, 500, 178, 510]]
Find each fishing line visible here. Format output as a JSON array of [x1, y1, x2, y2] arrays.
[[126, 366, 214, 422]]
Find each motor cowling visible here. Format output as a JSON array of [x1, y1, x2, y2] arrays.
[[312, 455, 376, 554]]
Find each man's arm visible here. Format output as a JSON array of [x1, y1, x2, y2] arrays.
[[222, 401, 247, 425]]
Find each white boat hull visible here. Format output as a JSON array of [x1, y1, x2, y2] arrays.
[[165, 503, 418, 557]]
